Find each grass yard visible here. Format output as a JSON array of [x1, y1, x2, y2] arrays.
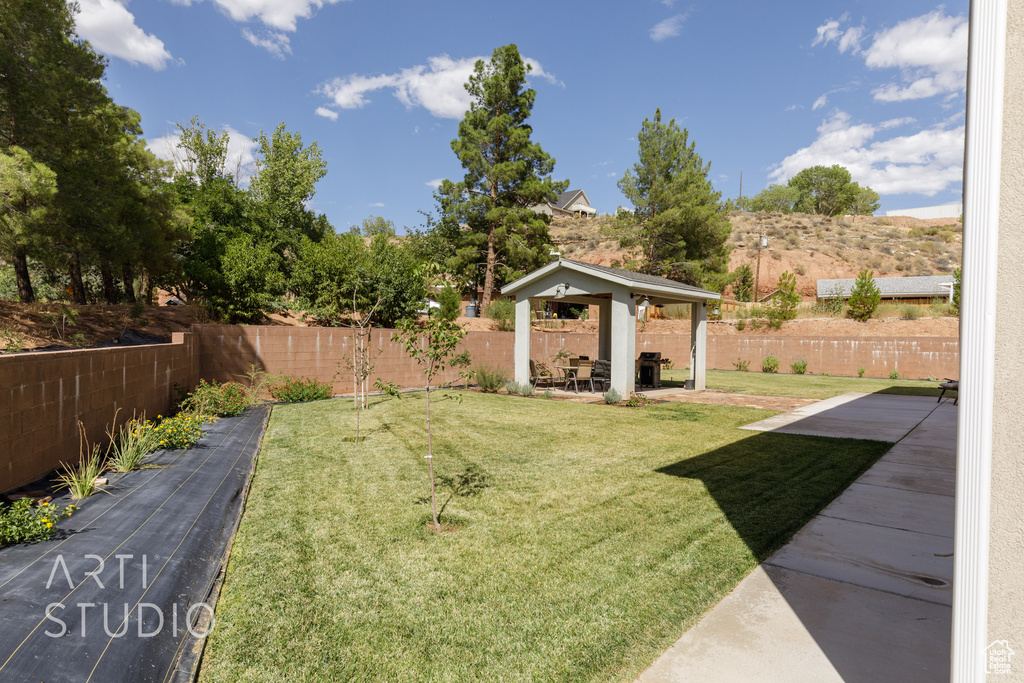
[[663, 368, 946, 400], [200, 392, 891, 682]]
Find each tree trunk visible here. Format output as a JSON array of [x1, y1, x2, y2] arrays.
[[100, 259, 118, 304], [121, 263, 136, 304], [140, 270, 154, 304], [11, 248, 35, 303], [480, 224, 497, 312], [68, 255, 87, 305]]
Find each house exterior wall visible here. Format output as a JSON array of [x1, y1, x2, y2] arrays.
[[989, 0, 1024, 653], [885, 203, 963, 219]]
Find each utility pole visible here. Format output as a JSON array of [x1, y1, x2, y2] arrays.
[[754, 226, 766, 302]]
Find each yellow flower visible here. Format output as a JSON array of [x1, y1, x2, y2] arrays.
[[46, 522, 52, 528]]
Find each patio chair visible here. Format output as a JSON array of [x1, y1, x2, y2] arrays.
[[563, 357, 581, 390], [530, 359, 555, 388], [568, 360, 595, 393], [938, 379, 959, 405], [592, 359, 611, 392]]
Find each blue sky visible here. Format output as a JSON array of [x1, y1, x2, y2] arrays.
[[78, 0, 968, 232]]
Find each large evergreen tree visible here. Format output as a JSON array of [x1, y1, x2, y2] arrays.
[[438, 43, 567, 310], [617, 109, 731, 287]]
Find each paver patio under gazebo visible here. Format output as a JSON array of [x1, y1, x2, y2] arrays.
[[500, 259, 721, 396]]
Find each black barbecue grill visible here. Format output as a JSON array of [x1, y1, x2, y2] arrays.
[[638, 351, 670, 388]]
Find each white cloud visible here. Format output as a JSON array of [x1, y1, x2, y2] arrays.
[[314, 106, 339, 121], [74, 0, 173, 70], [812, 94, 828, 111], [769, 110, 964, 196], [242, 29, 291, 58], [146, 126, 258, 184], [368, 202, 385, 207], [785, 104, 804, 112], [879, 116, 917, 129], [318, 53, 559, 120], [811, 13, 863, 54], [425, 179, 444, 189], [649, 14, 688, 42], [208, 0, 348, 32]]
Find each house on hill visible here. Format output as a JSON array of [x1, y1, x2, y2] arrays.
[[816, 274, 956, 305], [533, 189, 596, 218]]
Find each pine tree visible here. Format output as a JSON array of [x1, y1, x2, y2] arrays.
[[848, 269, 881, 321]]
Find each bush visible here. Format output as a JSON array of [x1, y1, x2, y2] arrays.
[[0, 498, 75, 547], [770, 271, 800, 322], [519, 381, 535, 397], [898, 304, 921, 320], [736, 318, 746, 331], [436, 286, 462, 321], [107, 414, 160, 473], [485, 298, 516, 331], [505, 381, 520, 395], [152, 413, 206, 450], [790, 358, 808, 374], [889, 370, 900, 380], [182, 379, 249, 417], [269, 377, 333, 403], [761, 355, 780, 373], [848, 269, 881, 322], [475, 366, 508, 393], [858, 366, 866, 378], [733, 358, 750, 372], [603, 388, 622, 404]]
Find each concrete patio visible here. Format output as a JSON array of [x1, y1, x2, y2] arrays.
[[637, 394, 956, 682]]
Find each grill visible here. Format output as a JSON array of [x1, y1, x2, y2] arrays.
[[638, 352, 665, 388]]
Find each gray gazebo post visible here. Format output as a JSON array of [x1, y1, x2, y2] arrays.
[[690, 301, 707, 391]]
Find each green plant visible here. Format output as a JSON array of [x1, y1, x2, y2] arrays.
[[543, 389, 554, 399], [761, 354, 780, 373], [152, 413, 206, 450], [733, 358, 750, 372], [951, 267, 961, 315], [848, 269, 881, 321], [769, 271, 800, 323], [182, 378, 250, 417], [898, 304, 921, 320], [236, 364, 274, 407], [505, 380, 520, 395], [107, 412, 160, 473], [889, 370, 900, 380], [56, 423, 108, 499], [374, 379, 403, 399], [736, 318, 746, 331], [475, 366, 508, 393], [485, 298, 516, 332], [0, 498, 75, 546], [603, 388, 622, 404], [790, 358, 808, 375], [436, 286, 463, 321], [45, 305, 79, 344], [624, 393, 654, 407], [269, 377, 333, 403], [858, 366, 866, 378]]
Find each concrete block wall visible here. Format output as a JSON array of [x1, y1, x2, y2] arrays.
[[0, 333, 197, 493]]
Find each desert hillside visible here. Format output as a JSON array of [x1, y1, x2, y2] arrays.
[[549, 211, 962, 300]]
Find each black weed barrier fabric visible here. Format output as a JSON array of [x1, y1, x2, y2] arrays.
[[0, 406, 269, 683]]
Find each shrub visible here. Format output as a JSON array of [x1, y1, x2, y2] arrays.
[[858, 366, 866, 378], [182, 379, 250, 417], [57, 423, 108, 499], [519, 381, 535, 397], [475, 366, 508, 393], [543, 389, 554, 399], [790, 358, 808, 374], [0, 498, 75, 547], [898, 304, 921, 320], [485, 298, 516, 331], [269, 377, 332, 403], [603, 388, 622, 404], [505, 380, 521, 395], [736, 318, 746, 331], [761, 354, 780, 373], [733, 358, 750, 372], [848, 269, 881, 321], [770, 271, 800, 322], [436, 286, 462, 321], [107, 414, 160, 473], [152, 413, 206, 450], [889, 370, 900, 380]]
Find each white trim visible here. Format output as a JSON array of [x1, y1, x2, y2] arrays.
[[501, 259, 720, 301], [952, 0, 1006, 679]]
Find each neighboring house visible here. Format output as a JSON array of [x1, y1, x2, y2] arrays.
[[816, 274, 955, 305], [533, 189, 597, 218], [885, 203, 963, 219]]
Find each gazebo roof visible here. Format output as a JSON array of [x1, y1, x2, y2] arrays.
[[501, 258, 720, 302]]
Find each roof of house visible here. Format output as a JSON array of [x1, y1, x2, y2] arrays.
[[550, 189, 594, 212], [501, 258, 720, 301], [817, 274, 955, 298]]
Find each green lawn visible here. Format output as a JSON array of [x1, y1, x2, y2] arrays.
[[200, 392, 891, 682], [662, 368, 945, 400]]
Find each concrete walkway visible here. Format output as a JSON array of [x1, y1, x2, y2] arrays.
[[637, 394, 956, 682]]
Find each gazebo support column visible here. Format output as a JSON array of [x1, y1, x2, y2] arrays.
[[514, 296, 532, 387], [598, 300, 612, 360], [690, 301, 707, 390], [610, 290, 636, 396]]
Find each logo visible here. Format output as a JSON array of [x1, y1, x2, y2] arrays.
[[986, 640, 1015, 676]]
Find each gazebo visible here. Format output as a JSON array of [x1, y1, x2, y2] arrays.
[[500, 259, 721, 395]]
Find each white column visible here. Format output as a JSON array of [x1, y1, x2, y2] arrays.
[[610, 290, 635, 396], [598, 300, 612, 360], [690, 301, 707, 391], [514, 297, 532, 387]]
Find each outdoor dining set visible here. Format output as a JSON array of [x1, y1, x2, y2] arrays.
[[530, 354, 672, 393]]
